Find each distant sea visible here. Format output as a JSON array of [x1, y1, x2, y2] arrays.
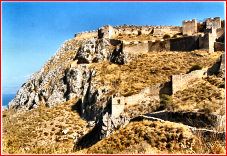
[[2, 94, 16, 109]]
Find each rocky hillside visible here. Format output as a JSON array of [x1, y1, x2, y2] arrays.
[[3, 25, 225, 154]]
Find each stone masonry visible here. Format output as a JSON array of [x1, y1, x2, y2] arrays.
[[182, 19, 197, 36], [206, 17, 221, 30], [172, 69, 208, 94]]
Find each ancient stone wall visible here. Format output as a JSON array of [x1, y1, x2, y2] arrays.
[[148, 40, 170, 52], [172, 69, 207, 94], [153, 26, 182, 37], [123, 41, 149, 53], [197, 22, 205, 32], [74, 31, 98, 39], [214, 42, 225, 51], [216, 28, 225, 39], [153, 27, 166, 37], [111, 96, 125, 118], [114, 25, 153, 36], [206, 17, 221, 30], [111, 82, 172, 118], [99, 25, 182, 38], [148, 36, 200, 52], [199, 33, 216, 52], [221, 20, 225, 28], [219, 53, 225, 74], [170, 36, 199, 51], [182, 19, 197, 35], [98, 25, 114, 39]]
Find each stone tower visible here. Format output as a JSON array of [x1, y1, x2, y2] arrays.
[[98, 25, 114, 39], [182, 19, 197, 36]]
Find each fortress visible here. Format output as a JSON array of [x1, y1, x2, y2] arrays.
[[73, 17, 225, 139], [75, 17, 225, 53], [5, 16, 225, 153]]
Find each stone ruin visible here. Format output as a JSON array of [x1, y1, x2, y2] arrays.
[[74, 53, 225, 148], [73, 17, 225, 148], [74, 17, 224, 53], [183, 19, 197, 36], [206, 17, 221, 30]]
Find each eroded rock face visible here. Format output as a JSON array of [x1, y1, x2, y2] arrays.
[[7, 36, 133, 114], [8, 41, 76, 110]]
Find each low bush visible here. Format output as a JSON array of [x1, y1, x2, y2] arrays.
[[160, 94, 172, 105], [188, 65, 202, 73], [163, 34, 171, 39]]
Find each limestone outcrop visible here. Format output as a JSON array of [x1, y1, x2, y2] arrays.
[[7, 18, 225, 151]]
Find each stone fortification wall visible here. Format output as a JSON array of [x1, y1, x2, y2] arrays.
[[219, 53, 225, 74], [199, 33, 216, 52], [153, 26, 182, 37], [111, 82, 172, 118], [206, 17, 221, 30], [197, 22, 205, 32], [172, 69, 207, 94], [122, 33, 218, 53], [74, 31, 98, 39], [144, 110, 224, 129], [170, 36, 199, 51], [114, 25, 153, 35], [98, 25, 114, 39], [148, 40, 170, 52], [216, 28, 225, 39], [99, 25, 182, 38], [123, 41, 149, 53], [214, 42, 225, 51], [182, 19, 197, 35], [148, 36, 199, 52]]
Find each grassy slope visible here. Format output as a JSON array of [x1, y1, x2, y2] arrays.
[[171, 76, 225, 115], [91, 51, 223, 96], [2, 98, 91, 154], [2, 33, 225, 154], [77, 120, 198, 154]]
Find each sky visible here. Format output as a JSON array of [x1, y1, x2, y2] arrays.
[[1, 1, 225, 94]]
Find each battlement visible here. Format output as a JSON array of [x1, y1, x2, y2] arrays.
[[206, 17, 221, 30], [183, 19, 197, 24], [182, 19, 197, 35]]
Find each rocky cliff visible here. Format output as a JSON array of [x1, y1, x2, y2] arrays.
[[5, 26, 225, 154], [9, 38, 115, 112]]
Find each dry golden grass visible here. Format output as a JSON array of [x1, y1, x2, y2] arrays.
[[123, 100, 161, 119], [91, 51, 223, 96], [3, 32, 225, 154], [171, 76, 225, 115], [77, 120, 198, 154], [2, 98, 90, 154], [76, 120, 226, 154]]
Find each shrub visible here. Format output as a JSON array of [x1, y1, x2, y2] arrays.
[[173, 34, 178, 38], [188, 65, 202, 73], [163, 34, 170, 39], [160, 94, 172, 105]]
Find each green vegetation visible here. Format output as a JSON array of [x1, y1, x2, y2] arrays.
[[163, 34, 171, 39], [160, 94, 172, 105], [188, 65, 202, 73]]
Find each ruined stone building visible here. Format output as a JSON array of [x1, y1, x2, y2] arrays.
[[72, 17, 225, 139]]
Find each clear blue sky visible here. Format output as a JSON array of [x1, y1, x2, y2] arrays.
[[1, 1, 225, 94]]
